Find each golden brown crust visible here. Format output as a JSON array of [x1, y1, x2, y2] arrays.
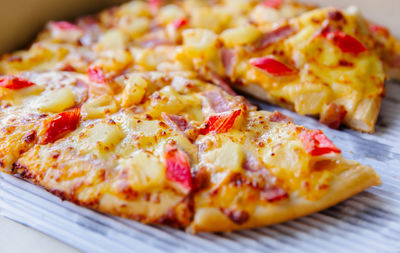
[[190, 163, 380, 232], [14, 137, 193, 228]]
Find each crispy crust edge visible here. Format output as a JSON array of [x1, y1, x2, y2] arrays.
[[189, 162, 380, 233]]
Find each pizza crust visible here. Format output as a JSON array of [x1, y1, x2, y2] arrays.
[[189, 162, 380, 233]]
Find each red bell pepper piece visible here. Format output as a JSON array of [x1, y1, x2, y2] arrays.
[[87, 66, 106, 83], [299, 129, 341, 156], [172, 18, 188, 29], [250, 57, 295, 76], [149, 0, 162, 9], [39, 108, 81, 144], [0, 76, 35, 89], [52, 21, 79, 30], [262, 0, 283, 9], [164, 144, 192, 189], [324, 31, 367, 54], [201, 109, 241, 135]]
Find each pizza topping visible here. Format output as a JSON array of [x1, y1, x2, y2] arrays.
[[162, 113, 193, 137], [203, 90, 231, 113], [320, 103, 347, 129], [192, 167, 210, 191], [261, 187, 288, 202], [87, 66, 106, 83], [221, 48, 237, 76], [149, 0, 163, 10], [256, 25, 295, 50], [220, 208, 249, 225], [262, 0, 283, 9], [299, 129, 341, 156], [140, 38, 172, 48], [326, 10, 345, 22], [39, 108, 81, 144], [269, 110, 293, 123], [60, 64, 76, 72], [51, 21, 80, 30], [201, 109, 241, 135], [209, 72, 236, 96], [369, 24, 389, 36], [22, 130, 36, 144], [50, 21, 83, 42], [250, 57, 296, 76], [164, 144, 192, 189], [243, 153, 288, 201], [323, 31, 367, 54], [172, 18, 188, 30], [0, 76, 35, 89]]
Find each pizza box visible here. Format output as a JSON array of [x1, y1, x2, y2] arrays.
[[1, 0, 400, 252]]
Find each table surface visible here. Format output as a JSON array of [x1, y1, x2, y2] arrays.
[[1, 0, 399, 252], [0, 216, 79, 253]]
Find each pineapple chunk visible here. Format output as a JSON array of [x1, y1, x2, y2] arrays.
[[191, 8, 231, 33], [135, 49, 169, 70], [133, 120, 160, 136], [121, 76, 148, 107], [182, 29, 218, 60], [158, 4, 186, 25], [293, 83, 330, 115], [249, 5, 281, 25], [117, 1, 151, 18], [37, 87, 75, 113], [169, 134, 198, 164], [119, 151, 165, 191], [79, 121, 125, 155], [220, 26, 262, 47], [262, 139, 310, 177], [119, 17, 150, 39], [96, 29, 127, 50], [203, 141, 244, 173], [146, 86, 186, 118], [114, 117, 166, 155], [223, 0, 254, 13], [82, 95, 119, 119]]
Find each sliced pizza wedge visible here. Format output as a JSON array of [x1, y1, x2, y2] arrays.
[[178, 7, 386, 132], [4, 70, 379, 232], [191, 109, 379, 232]]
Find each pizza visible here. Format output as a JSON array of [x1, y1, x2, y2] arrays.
[[0, 0, 387, 232], [1, 70, 379, 232]]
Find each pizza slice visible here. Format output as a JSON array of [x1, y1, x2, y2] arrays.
[[4, 70, 380, 232], [176, 7, 385, 132], [191, 109, 378, 232]]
